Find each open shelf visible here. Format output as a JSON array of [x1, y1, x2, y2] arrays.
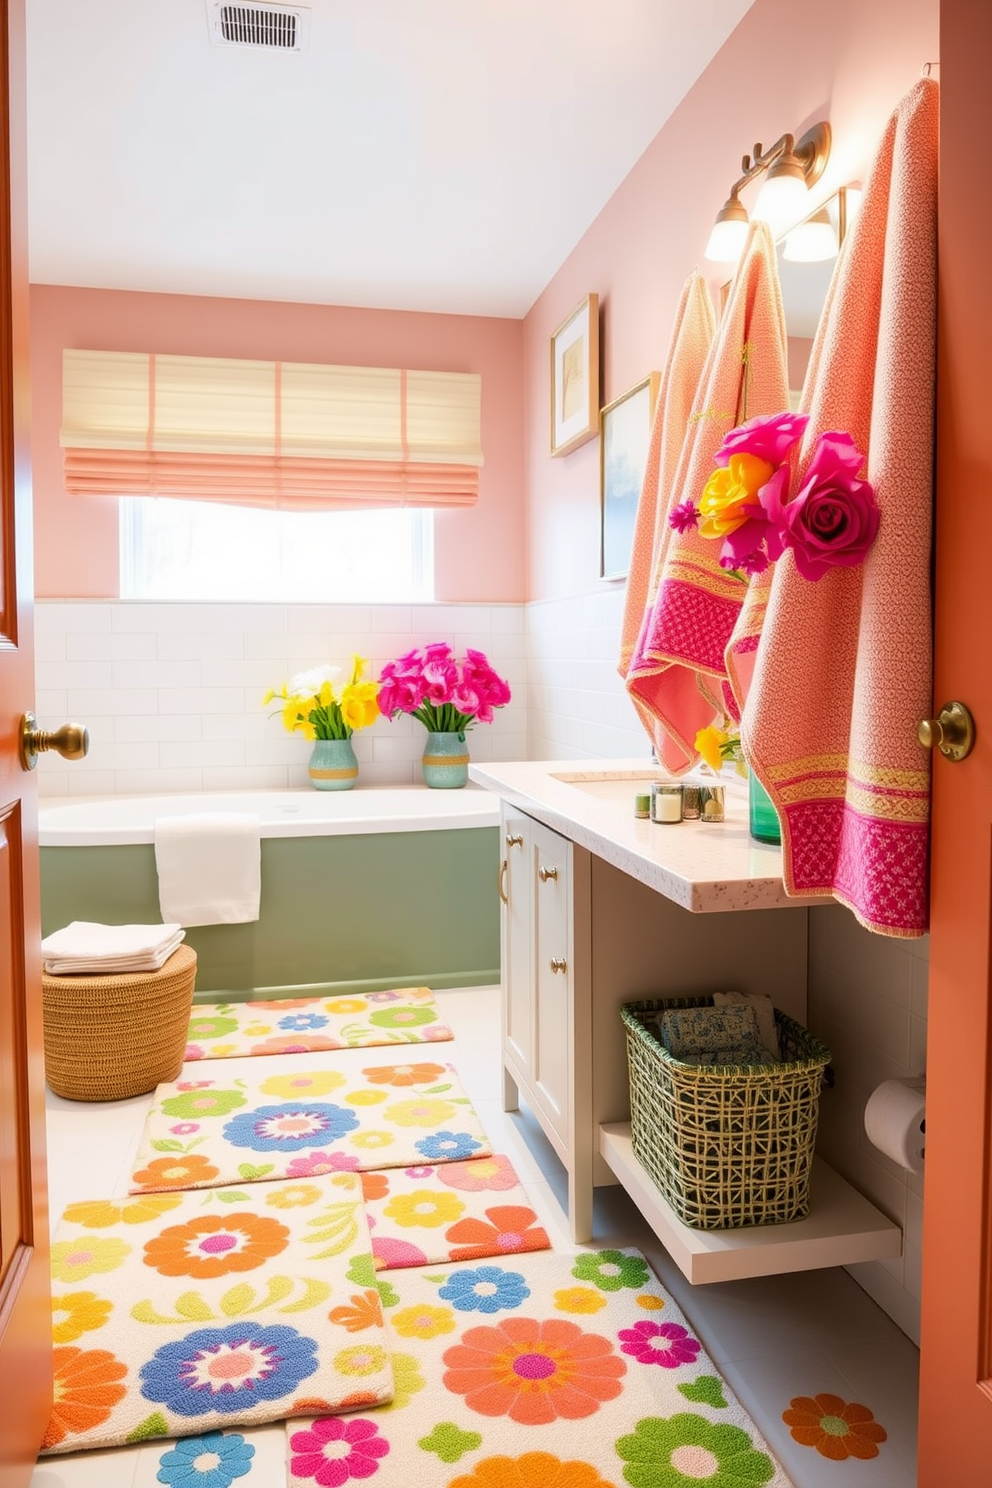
[[599, 1122, 902, 1285]]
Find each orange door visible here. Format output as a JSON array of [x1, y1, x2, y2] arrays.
[[0, 1, 52, 1482], [917, 3, 992, 1478]]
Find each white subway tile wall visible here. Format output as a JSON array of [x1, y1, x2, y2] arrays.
[[35, 590, 929, 1343], [34, 601, 530, 797]]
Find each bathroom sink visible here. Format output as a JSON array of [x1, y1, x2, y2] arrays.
[[549, 770, 659, 803]]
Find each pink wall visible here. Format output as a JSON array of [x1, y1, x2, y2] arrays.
[[523, 0, 938, 601], [30, 287, 526, 601]]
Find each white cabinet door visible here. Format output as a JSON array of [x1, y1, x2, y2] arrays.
[[530, 818, 571, 1145], [500, 811, 532, 1096]]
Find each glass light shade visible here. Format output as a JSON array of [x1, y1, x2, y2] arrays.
[[753, 170, 809, 234], [704, 216, 749, 263], [782, 210, 839, 262]]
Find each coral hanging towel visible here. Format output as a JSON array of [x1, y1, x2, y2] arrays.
[[735, 77, 938, 938], [626, 223, 788, 774], [618, 271, 715, 757]]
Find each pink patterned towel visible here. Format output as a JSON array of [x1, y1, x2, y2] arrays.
[[736, 78, 938, 937], [619, 272, 715, 756], [627, 223, 789, 773]]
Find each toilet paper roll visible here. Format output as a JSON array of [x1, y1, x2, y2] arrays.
[[864, 1079, 926, 1173]]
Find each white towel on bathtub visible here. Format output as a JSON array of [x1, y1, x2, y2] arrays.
[[154, 813, 262, 927], [41, 920, 186, 974]]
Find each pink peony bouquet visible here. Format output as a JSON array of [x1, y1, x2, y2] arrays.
[[669, 411, 880, 580], [377, 643, 512, 733]]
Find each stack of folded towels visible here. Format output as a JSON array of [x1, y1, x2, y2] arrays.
[[656, 990, 780, 1066], [40, 921, 186, 976]]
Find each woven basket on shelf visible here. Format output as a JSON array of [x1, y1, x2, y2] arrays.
[[621, 996, 831, 1231], [42, 944, 197, 1102]]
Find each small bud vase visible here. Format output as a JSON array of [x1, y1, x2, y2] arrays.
[[308, 737, 358, 791], [421, 730, 469, 789], [748, 772, 781, 844]]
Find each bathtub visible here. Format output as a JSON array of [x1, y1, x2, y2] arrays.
[[39, 787, 501, 1000]]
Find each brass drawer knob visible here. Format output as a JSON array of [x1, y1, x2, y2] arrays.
[[539, 865, 558, 882], [505, 833, 523, 848], [550, 957, 567, 974]]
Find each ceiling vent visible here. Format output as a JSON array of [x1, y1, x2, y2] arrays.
[[207, 3, 311, 52]]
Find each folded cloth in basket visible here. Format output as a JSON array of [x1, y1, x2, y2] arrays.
[[658, 1003, 772, 1066], [154, 812, 261, 927], [41, 920, 186, 975], [712, 989, 781, 1059]]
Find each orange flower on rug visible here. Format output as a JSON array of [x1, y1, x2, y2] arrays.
[[442, 1315, 626, 1424], [782, 1392, 887, 1460]]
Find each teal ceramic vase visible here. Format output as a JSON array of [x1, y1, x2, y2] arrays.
[[308, 737, 358, 791], [421, 730, 469, 789], [748, 772, 781, 844]]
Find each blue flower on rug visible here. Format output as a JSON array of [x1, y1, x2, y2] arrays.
[[222, 1104, 359, 1152], [438, 1265, 530, 1314], [156, 1429, 255, 1487], [277, 1013, 330, 1032], [140, 1323, 319, 1416], [415, 1131, 483, 1162]]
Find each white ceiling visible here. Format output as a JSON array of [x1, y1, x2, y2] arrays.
[[25, 0, 754, 317]]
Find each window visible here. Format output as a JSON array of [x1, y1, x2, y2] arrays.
[[120, 497, 434, 602]]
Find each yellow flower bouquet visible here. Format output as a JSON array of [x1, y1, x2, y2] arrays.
[[263, 655, 379, 741]]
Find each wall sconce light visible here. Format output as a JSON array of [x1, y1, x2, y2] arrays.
[[704, 122, 831, 262], [781, 207, 839, 263]]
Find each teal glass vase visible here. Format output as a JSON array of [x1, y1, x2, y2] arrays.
[[422, 730, 469, 789], [748, 772, 781, 844], [308, 737, 358, 790]]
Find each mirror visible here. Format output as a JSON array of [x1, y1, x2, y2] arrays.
[[722, 186, 859, 409]]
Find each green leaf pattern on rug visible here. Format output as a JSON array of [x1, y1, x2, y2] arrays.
[[149, 1138, 189, 1153], [302, 1201, 361, 1258], [346, 1252, 378, 1288], [237, 1162, 275, 1180], [418, 1421, 483, 1463], [615, 1413, 776, 1488], [125, 1411, 169, 1443], [131, 1275, 331, 1325], [213, 1190, 251, 1203], [679, 1375, 729, 1409], [375, 1278, 400, 1308]]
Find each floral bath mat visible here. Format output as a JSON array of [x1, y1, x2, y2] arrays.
[[284, 1246, 793, 1488], [360, 1155, 551, 1272], [129, 1062, 492, 1195], [43, 1173, 393, 1457], [185, 988, 453, 1061]]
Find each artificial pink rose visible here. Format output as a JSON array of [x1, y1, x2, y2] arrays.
[[780, 432, 879, 581], [715, 411, 809, 469]]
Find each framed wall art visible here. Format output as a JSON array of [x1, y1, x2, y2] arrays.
[[600, 371, 660, 580], [550, 292, 599, 457]]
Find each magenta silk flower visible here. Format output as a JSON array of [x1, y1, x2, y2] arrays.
[[779, 432, 880, 581], [714, 410, 809, 468]]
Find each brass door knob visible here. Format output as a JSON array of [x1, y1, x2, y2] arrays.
[[918, 700, 975, 762], [20, 712, 90, 772]]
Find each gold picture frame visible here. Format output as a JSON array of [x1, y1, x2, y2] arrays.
[[600, 372, 661, 581], [550, 293, 600, 457]]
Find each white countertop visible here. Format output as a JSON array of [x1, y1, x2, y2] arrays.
[[469, 758, 816, 914]]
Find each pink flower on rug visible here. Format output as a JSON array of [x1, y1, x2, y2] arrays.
[[404, 1165, 435, 1179], [175, 1080, 214, 1091], [617, 1319, 701, 1369], [183, 1045, 205, 1061], [778, 432, 879, 581], [421, 1024, 453, 1041], [437, 1155, 520, 1193], [370, 1236, 429, 1270], [288, 1416, 390, 1486], [286, 1151, 360, 1178]]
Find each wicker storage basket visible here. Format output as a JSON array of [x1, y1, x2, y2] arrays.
[[42, 945, 197, 1101], [621, 995, 831, 1230]]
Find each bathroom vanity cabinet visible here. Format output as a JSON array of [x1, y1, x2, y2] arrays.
[[474, 759, 901, 1284]]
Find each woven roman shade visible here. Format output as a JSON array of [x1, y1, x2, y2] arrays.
[[61, 351, 484, 508]]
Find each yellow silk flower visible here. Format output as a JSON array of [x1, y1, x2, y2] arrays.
[[698, 452, 774, 540]]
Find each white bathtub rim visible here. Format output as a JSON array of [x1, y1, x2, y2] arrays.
[[38, 785, 501, 847]]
